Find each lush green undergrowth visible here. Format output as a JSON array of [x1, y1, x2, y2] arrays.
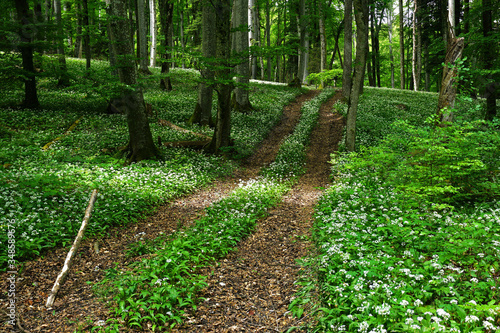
[[291, 88, 500, 332], [92, 89, 335, 331], [0, 57, 302, 268]]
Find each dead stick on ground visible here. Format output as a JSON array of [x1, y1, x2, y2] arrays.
[[46, 189, 98, 309]]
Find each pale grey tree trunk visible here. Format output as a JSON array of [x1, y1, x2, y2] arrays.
[[412, 0, 421, 91], [106, 0, 158, 162], [297, 0, 308, 83], [265, 0, 272, 81], [180, 4, 186, 68], [232, 0, 253, 112], [399, 0, 404, 89], [319, 0, 327, 85], [345, 0, 368, 152], [149, 0, 157, 67], [342, 0, 353, 100]]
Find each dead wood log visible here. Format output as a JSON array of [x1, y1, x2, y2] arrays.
[[42, 116, 83, 151], [162, 140, 210, 149], [46, 189, 98, 309], [158, 119, 211, 140]]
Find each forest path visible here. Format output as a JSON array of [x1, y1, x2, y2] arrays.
[[7, 89, 342, 333], [172, 90, 343, 332]]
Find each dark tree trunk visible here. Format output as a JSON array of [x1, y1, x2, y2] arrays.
[[343, 0, 353, 100], [329, 19, 344, 69], [15, 0, 40, 109], [482, 0, 497, 121], [207, 0, 233, 154], [54, 0, 69, 86], [82, 0, 91, 70], [346, 0, 369, 152], [158, 0, 173, 90], [106, 0, 158, 162]]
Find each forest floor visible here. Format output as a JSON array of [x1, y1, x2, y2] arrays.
[[4, 89, 343, 333]]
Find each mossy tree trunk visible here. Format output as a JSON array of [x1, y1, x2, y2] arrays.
[[106, 0, 158, 162], [345, 0, 369, 152], [232, 0, 253, 113], [188, 1, 216, 126], [206, 0, 233, 154]]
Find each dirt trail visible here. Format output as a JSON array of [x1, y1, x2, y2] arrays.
[[172, 90, 343, 332], [0, 89, 342, 333]]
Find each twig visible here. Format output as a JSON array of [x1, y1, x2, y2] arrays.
[[46, 189, 98, 309]]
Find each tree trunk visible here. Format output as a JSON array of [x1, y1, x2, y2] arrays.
[[106, 0, 158, 162], [482, 0, 497, 121], [207, 0, 233, 154], [137, 0, 151, 74], [388, 5, 395, 88], [265, 0, 272, 81], [179, 3, 186, 68], [15, 0, 40, 109], [159, 0, 173, 90], [319, 0, 327, 86], [399, 0, 404, 89], [412, 0, 422, 91], [188, 0, 215, 126], [329, 19, 344, 69], [149, 0, 157, 67], [54, 0, 69, 86], [436, 29, 464, 123], [297, 0, 308, 83], [82, 0, 91, 70], [345, 0, 368, 152], [368, 6, 375, 87], [342, 0, 353, 100], [232, 0, 253, 113]]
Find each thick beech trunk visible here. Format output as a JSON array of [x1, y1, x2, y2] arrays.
[[188, 1, 215, 126], [137, 0, 151, 74], [158, 0, 173, 90], [106, 0, 158, 162]]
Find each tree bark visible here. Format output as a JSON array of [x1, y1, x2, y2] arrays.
[[106, 0, 158, 162], [412, 0, 422, 91], [329, 19, 344, 69], [54, 0, 69, 86], [436, 30, 464, 123], [159, 0, 174, 90], [482, 0, 497, 120], [265, 0, 272, 81], [232, 0, 253, 113], [149, 0, 157, 67], [319, 0, 327, 86], [82, 0, 91, 70], [206, 0, 233, 154], [399, 0, 404, 89], [188, 1, 216, 126], [345, 0, 368, 152], [15, 0, 40, 109], [388, 5, 395, 88], [342, 0, 353, 100], [137, 0, 151, 74]]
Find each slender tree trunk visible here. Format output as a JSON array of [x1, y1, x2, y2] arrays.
[[297, 0, 308, 83], [159, 0, 173, 90], [63, 2, 73, 50], [399, 0, 404, 89], [149, 0, 157, 67], [75, 1, 82, 58], [319, 0, 327, 85], [54, 0, 69, 86], [343, 0, 353, 100], [482, 0, 497, 120], [266, 0, 272, 81], [137, 0, 151, 74], [232, 0, 253, 112], [15, 0, 40, 108], [179, 2, 186, 68], [424, 40, 430, 91], [346, 0, 369, 152], [188, 0, 215, 126], [329, 19, 344, 69], [82, 0, 91, 70], [207, 0, 233, 154], [368, 6, 375, 86], [388, 6, 395, 88], [106, 0, 158, 162], [412, 0, 422, 91]]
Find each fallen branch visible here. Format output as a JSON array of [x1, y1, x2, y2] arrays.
[[46, 189, 98, 309], [158, 119, 211, 140], [42, 116, 83, 151]]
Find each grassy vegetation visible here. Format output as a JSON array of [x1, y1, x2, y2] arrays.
[[0, 57, 302, 268], [291, 88, 500, 332]]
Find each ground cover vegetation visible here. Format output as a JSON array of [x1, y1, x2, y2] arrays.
[[0, 58, 302, 268], [91, 89, 335, 331], [291, 87, 500, 332]]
